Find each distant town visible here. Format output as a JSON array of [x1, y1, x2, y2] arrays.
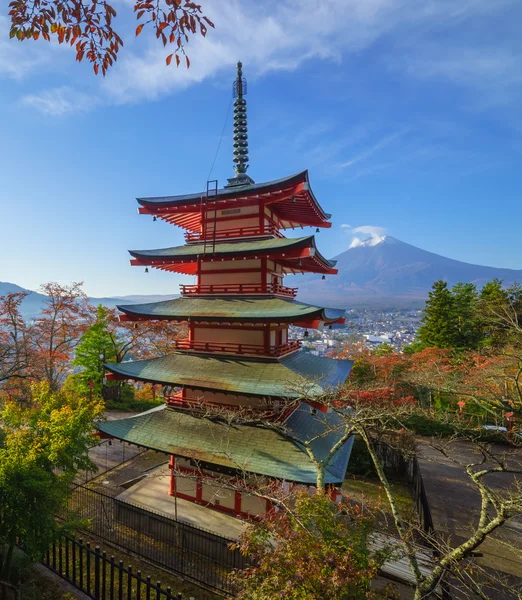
[[290, 308, 422, 355]]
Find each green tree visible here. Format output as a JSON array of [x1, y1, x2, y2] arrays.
[[72, 305, 116, 397], [452, 282, 481, 349], [416, 280, 458, 349], [0, 382, 103, 580], [234, 490, 387, 600]]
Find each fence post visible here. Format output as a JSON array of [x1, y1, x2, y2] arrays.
[[95, 546, 101, 599]]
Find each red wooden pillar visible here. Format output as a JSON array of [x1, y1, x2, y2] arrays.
[[169, 455, 176, 496], [234, 491, 242, 515]]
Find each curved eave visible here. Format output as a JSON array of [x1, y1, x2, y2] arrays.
[[129, 236, 337, 275], [116, 297, 345, 324], [129, 235, 314, 262], [104, 352, 353, 399], [137, 170, 331, 230], [97, 405, 353, 484]]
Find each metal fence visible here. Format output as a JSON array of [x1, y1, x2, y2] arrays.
[[0, 580, 20, 600], [43, 536, 187, 600], [76, 439, 146, 485], [62, 484, 247, 594], [373, 439, 434, 535]]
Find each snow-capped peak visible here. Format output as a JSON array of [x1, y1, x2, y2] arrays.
[[349, 234, 387, 249]]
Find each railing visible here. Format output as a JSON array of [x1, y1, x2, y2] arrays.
[[185, 223, 283, 242], [165, 394, 279, 416], [172, 338, 301, 357], [60, 484, 247, 594], [180, 282, 297, 297], [0, 580, 20, 600], [42, 536, 187, 600]]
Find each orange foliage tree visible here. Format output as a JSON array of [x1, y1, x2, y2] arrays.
[[0, 292, 30, 388], [30, 282, 92, 391], [7, 0, 214, 75], [103, 308, 187, 363]]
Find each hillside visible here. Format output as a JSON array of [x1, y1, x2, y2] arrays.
[[295, 236, 522, 308], [0, 282, 177, 319]]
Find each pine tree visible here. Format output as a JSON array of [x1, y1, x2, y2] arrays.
[[416, 280, 458, 349], [72, 305, 116, 396], [452, 282, 481, 349]]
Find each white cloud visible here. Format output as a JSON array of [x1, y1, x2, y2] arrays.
[[398, 45, 522, 107], [0, 17, 54, 79], [21, 87, 97, 116], [348, 225, 388, 248], [337, 131, 406, 169], [341, 223, 352, 229], [12, 0, 521, 112]]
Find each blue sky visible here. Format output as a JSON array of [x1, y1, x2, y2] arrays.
[[1, 0, 521, 297]]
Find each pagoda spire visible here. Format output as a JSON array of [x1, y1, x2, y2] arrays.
[[226, 61, 254, 187]]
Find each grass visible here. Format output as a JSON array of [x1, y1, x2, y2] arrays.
[[61, 533, 224, 599], [105, 396, 163, 412], [6, 548, 81, 600], [343, 476, 414, 515]]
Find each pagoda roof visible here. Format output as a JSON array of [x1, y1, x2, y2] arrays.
[[117, 296, 345, 324], [137, 170, 332, 231], [104, 352, 353, 398], [97, 404, 354, 484], [129, 235, 337, 275]]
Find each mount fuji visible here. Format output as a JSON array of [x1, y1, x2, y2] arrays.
[[295, 236, 522, 308]]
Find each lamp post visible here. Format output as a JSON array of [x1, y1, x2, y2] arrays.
[[88, 381, 95, 402], [457, 400, 466, 421]]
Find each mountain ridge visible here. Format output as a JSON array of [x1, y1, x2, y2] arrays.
[[295, 235, 522, 308], [0, 282, 178, 319]]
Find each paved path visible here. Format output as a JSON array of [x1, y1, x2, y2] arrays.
[[418, 440, 522, 595], [116, 466, 249, 541]]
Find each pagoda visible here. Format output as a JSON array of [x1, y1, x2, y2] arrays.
[[99, 63, 354, 520]]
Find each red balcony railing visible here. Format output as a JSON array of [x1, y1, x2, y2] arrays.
[[173, 338, 301, 357], [166, 393, 281, 417], [185, 224, 283, 243], [180, 282, 297, 297]]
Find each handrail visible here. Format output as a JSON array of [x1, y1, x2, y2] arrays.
[[180, 282, 298, 298], [173, 338, 301, 357], [166, 394, 278, 417], [185, 223, 283, 242]]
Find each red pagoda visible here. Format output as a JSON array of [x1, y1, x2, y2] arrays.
[[99, 63, 353, 521]]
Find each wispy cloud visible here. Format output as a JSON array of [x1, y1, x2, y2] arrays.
[[21, 87, 97, 116], [0, 17, 55, 79], [12, 0, 522, 113], [398, 45, 522, 107], [337, 131, 407, 170]]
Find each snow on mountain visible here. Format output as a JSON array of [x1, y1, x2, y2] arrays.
[[295, 236, 522, 308]]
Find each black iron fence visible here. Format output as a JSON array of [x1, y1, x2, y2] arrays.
[[76, 439, 146, 484], [43, 536, 186, 600], [61, 484, 247, 594], [0, 580, 20, 600]]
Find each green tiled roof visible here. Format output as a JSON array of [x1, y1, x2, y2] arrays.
[[98, 404, 353, 484], [105, 352, 353, 397], [117, 296, 345, 322], [130, 235, 330, 261]]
